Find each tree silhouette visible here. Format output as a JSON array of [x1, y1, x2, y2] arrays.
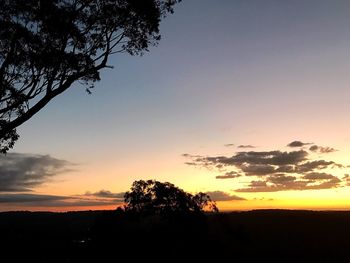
[[91, 180, 218, 260], [0, 0, 180, 153], [124, 179, 219, 214]]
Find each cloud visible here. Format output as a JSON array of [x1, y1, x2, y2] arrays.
[[303, 172, 335, 180], [0, 153, 72, 192], [237, 145, 255, 148], [309, 145, 337, 154], [216, 171, 242, 179], [0, 191, 124, 207], [0, 193, 69, 203], [205, 191, 246, 201], [184, 142, 348, 193], [184, 162, 197, 166], [343, 174, 350, 186], [296, 160, 340, 173], [235, 179, 340, 192], [275, 165, 295, 173], [224, 143, 234, 147], [2, 189, 246, 208], [305, 177, 341, 190], [268, 174, 297, 184], [84, 190, 125, 199], [240, 164, 276, 176], [287, 141, 312, 147], [309, 145, 318, 152], [235, 150, 308, 165], [235, 173, 341, 192], [186, 150, 308, 168]]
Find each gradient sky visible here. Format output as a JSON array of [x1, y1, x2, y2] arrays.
[[2, 0, 350, 211]]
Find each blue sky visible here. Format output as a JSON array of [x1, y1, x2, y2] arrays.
[[4, 0, 350, 210]]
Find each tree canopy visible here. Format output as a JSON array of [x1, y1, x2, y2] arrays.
[[0, 0, 180, 153], [124, 179, 219, 214]]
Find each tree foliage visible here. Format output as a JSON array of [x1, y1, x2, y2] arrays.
[[124, 180, 219, 214], [0, 0, 180, 153]]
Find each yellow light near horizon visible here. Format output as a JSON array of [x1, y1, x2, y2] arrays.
[[25, 140, 350, 212]]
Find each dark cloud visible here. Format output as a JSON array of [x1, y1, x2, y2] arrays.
[[184, 162, 197, 166], [309, 145, 337, 154], [275, 165, 295, 173], [237, 145, 255, 148], [235, 173, 341, 192], [303, 172, 335, 180], [184, 142, 347, 193], [309, 145, 318, 152], [205, 191, 246, 201], [343, 174, 350, 186], [240, 164, 276, 176], [0, 191, 124, 207], [296, 160, 338, 173], [268, 174, 296, 184], [216, 171, 242, 179], [84, 190, 125, 199], [0, 193, 69, 203], [287, 141, 312, 147], [215, 164, 224, 169], [224, 143, 235, 147], [305, 177, 341, 190], [182, 153, 202, 158], [237, 183, 303, 192], [187, 150, 308, 168], [235, 150, 308, 166], [0, 153, 72, 192], [249, 180, 268, 188], [235, 180, 274, 192]]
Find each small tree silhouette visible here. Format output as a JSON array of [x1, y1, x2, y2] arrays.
[[90, 180, 218, 260], [124, 179, 219, 214]]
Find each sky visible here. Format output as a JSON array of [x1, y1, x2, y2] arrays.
[[2, 0, 350, 211]]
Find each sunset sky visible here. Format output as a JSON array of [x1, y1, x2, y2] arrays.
[[2, 0, 350, 211]]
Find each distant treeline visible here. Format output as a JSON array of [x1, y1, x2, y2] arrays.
[[1, 210, 350, 262]]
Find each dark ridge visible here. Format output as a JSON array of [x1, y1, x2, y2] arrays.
[[1, 209, 350, 262]]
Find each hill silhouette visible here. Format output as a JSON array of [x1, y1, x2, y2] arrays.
[[1, 209, 350, 262]]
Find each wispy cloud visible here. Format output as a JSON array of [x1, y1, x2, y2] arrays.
[[303, 172, 335, 180], [0, 193, 69, 203], [84, 190, 125, 199], [204, 191, 246, 201], [0, 189, 125, 207], [185, 150, 309, 168], [216, 171, 242, 179], [235, 174, 341, 192], [287, 141, 313, 147], [0, 153, 73, 192], [237, 145, 255, 149], [344, 174, 350, 186], [309, 145, 337, 154]]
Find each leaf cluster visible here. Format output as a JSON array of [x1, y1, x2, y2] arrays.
[[124, 179, 219, 215], [0, 0, 179, 152]]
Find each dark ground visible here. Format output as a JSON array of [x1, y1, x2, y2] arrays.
[[1, 209, 350, 262]]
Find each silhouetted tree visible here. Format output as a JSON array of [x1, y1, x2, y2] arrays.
[[124, 179, 219, 214], [0, 0, 180, 153], [91, 180, 218, 260]]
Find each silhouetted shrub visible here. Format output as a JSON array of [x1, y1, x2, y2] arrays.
[[89, 180, 219, 260], [124, 179, 218, 215]]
